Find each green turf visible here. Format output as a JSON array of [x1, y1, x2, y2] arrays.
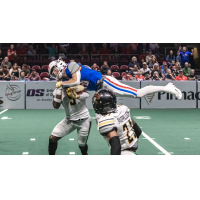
[[0, 109, 199, 155]]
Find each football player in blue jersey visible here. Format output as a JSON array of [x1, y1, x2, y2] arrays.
[[48, 60, 182, 100]]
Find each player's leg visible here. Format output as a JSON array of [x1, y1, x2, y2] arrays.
[[103, 76, 182, 100], [76, 117, 92, 155], [49, 118, 76, 155], [103, 76, 138, 98], [136, 82, 182, 99]]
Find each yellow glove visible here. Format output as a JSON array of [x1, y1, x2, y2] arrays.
[[56, 81, 62, 88], [67, 87, 77, 99]]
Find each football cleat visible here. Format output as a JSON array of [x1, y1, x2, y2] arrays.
[[164, 82, 182, 100]]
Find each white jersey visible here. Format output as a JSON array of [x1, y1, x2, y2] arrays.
[[53, 89, 90, 121], [96, 105, 138, 150]]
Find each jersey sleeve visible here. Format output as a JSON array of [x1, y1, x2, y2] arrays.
[[79, 92, 89, 100], [68, 62, 80, 74], [98, 115, 116, 136]]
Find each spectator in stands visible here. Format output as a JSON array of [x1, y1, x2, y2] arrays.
[[146, 50, 154, 63], [107, 69, 115, 77], [131, 64, 139, 77], [16, 43, 27, 61], [130, 43, 138, 53], [148, 57, 159, 69], [173, 62, 181, 77], [91, 63, 98, 71], [149, 43, 159, 51], [154, 47, 160, 58], [128, 56, 140, 71], [0, 69, 3, 80], [165, 69, 176, 81], [144, 74, 151, 81], [0, 50, 5, 64], [122, 44, 133, 54], [139, 58, 145, 68], [18, 71, 28, 81], [188, 69, 198, 81], [58, 46, 67, 60], [2, 65, 11, 81], [44, 43, 58, 60], [122, 70, 132, 80], [111, 45, 121, 59], [183, 62, 191, 77], [79, 44, 88, 54], [160, 61, 167, 70], [28, 69, 41, 81], [151, 63, 163, 79], [1, 57, 12, 69], [7, 44, 17, 65], [139, 49, 147, 62], [151, 71, 162, 81], [161, 63, 169, 79], [140, 62, 151, 77], [135, 70, 145, 81], [27, 45, 36, 61], [138, 43, 149, 52], [176, 69, 188, 81], [10, 63, 21, 80], [100, 61, 109, 75], [170, 60, 176, 70], [166, 50, 175, 66], [177, 46, 194, 67], [22, 64, 30, 78], [99, 43, 111, 62]]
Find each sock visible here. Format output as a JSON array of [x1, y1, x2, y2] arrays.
[[48, 141, 58, 155], [137, 85, 166, 98], [79, 144, 88, 155]]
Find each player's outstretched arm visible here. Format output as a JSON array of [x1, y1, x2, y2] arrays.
[[53, 88, 62, 109], [107, 130, 121, 155], [56, 71, 80, 88]]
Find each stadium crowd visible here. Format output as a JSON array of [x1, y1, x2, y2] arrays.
[[0, 43, 197, 82]]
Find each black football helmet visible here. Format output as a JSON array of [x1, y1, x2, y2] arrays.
[[92, 89, 117, 115]]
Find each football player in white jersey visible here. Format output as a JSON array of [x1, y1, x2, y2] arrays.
[[48, 85, 92, 155], [93, 89, 142, 155]]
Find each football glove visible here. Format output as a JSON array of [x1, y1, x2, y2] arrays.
[[66, 85, 84, 99], [56, 81, 62, 88]]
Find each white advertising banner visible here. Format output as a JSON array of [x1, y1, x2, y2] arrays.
[[141, 81, 197, 109], [0, 81, 25, 109], [26, 81, 58, 109], [26, 81, 141, 109]]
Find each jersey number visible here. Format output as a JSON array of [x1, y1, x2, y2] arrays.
[[123, 119, 137, 144], [70, 99, 76, 106]]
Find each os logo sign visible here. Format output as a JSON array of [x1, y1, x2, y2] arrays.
[[27, 89, 45, 96]]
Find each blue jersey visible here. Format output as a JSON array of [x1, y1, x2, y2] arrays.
[[179, 51, 191, 65], [65, 63, 102, 91]]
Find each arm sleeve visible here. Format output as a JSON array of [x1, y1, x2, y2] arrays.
[[62, 70, 81, 87], [79, 92, 89, 100], [109, 136, 121, 155]]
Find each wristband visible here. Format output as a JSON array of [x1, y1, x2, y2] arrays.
[[54, 98, 61, 103]]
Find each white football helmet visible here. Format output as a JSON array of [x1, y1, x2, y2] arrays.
[[48, 60, 65, 80]]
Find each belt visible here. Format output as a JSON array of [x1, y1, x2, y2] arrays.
[[70, 118, 86, 122]]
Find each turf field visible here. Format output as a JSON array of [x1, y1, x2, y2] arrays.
[[0, 108, 199, 155]]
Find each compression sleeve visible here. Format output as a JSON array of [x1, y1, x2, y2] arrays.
[[109, 136, 121, 155]]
